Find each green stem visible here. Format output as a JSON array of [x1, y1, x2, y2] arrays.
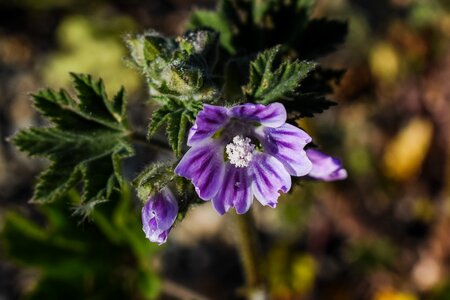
[[234, 211, 266, 299]]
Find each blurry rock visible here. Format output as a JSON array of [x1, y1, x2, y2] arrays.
[[171, 203, 224, 245], [412, 254, 441, 290]]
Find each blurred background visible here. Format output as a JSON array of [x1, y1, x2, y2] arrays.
[[0, 0, 450, 299]]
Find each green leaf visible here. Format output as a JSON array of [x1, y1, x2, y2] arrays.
[[243, 46, 316, 104], [187, 0, 311, 54], [13, 74, 134, 206], [1, 189, 159, 299], [284, 93, 336, 118], [133, 162, 176, 202], [284, 67, 343, 118], [147, 99, 202, 157], [187, 0, 346, 61]]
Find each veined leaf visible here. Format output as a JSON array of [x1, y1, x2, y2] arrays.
[[147, 99, 202, 157], [285, 67, 343, 118], [13, 73, 134, 205], [243, 46, 316, 104]]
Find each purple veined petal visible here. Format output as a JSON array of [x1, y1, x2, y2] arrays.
[[259, 123, 313, 176], [175, 140, 226, 200], [229, 102, 287, 128], [306, 149, 347, 181], [142, 188, 178, 245], [212, 164, 253, 215], [150, 188, 178, 230], [142, 207, 155, 239], [250, 153, 292, 208], [187, 104, 229, 146]]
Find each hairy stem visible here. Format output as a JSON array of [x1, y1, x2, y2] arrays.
[[234, 211, 266, 299]]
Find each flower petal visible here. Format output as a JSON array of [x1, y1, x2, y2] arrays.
[[260, 123, 312, 176], [251, 153, 291, 208], [306, 149, 347, 181], [187, 104, 229, 146], [229, 102, 286, 127], [175, 141, 225, 200], [212, 164, 253, 215], [151, 188, 178, 230]]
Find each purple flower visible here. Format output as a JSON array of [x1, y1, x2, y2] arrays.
[[142, 188, 178, 245], [175, 103, 312, 215], [305, 149, 347, 181]]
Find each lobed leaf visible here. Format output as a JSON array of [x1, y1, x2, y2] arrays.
[[13, 74, 134, 206], [1, 189, 159, 299], [147, 99, 202, 157], [283, 93, 336, 118], [284, 67, 344, 118], [243, 46, 317, 104]]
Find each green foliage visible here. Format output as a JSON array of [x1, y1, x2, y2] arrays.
[[284, 67, 342, 118], [125, 30, 219, 103], [127, 30, 219, 156], [188, 0, 347, 117], [243, 46, 316, 104], [1, 188, 160, 300], [13, 73, 134, 206], [188, 0, 347, 59], [147, 99, 203, 157], [242, 46, 338, 117], [11, 0, 348, 237]]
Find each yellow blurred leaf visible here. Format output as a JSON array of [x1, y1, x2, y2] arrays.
[[373, 289, 417, 300], [382, 118, 433, 181], [42, 15, 141, 96], [291, 254, 316, 295], [370, 42, 399, 83]]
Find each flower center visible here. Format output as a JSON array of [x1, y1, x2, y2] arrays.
[[225, 136, 255, 168]]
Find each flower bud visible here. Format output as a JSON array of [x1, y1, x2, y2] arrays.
[[142, 188, 178, 245]]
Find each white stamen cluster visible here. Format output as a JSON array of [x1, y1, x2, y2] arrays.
[[226, 136, 255, 168]]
